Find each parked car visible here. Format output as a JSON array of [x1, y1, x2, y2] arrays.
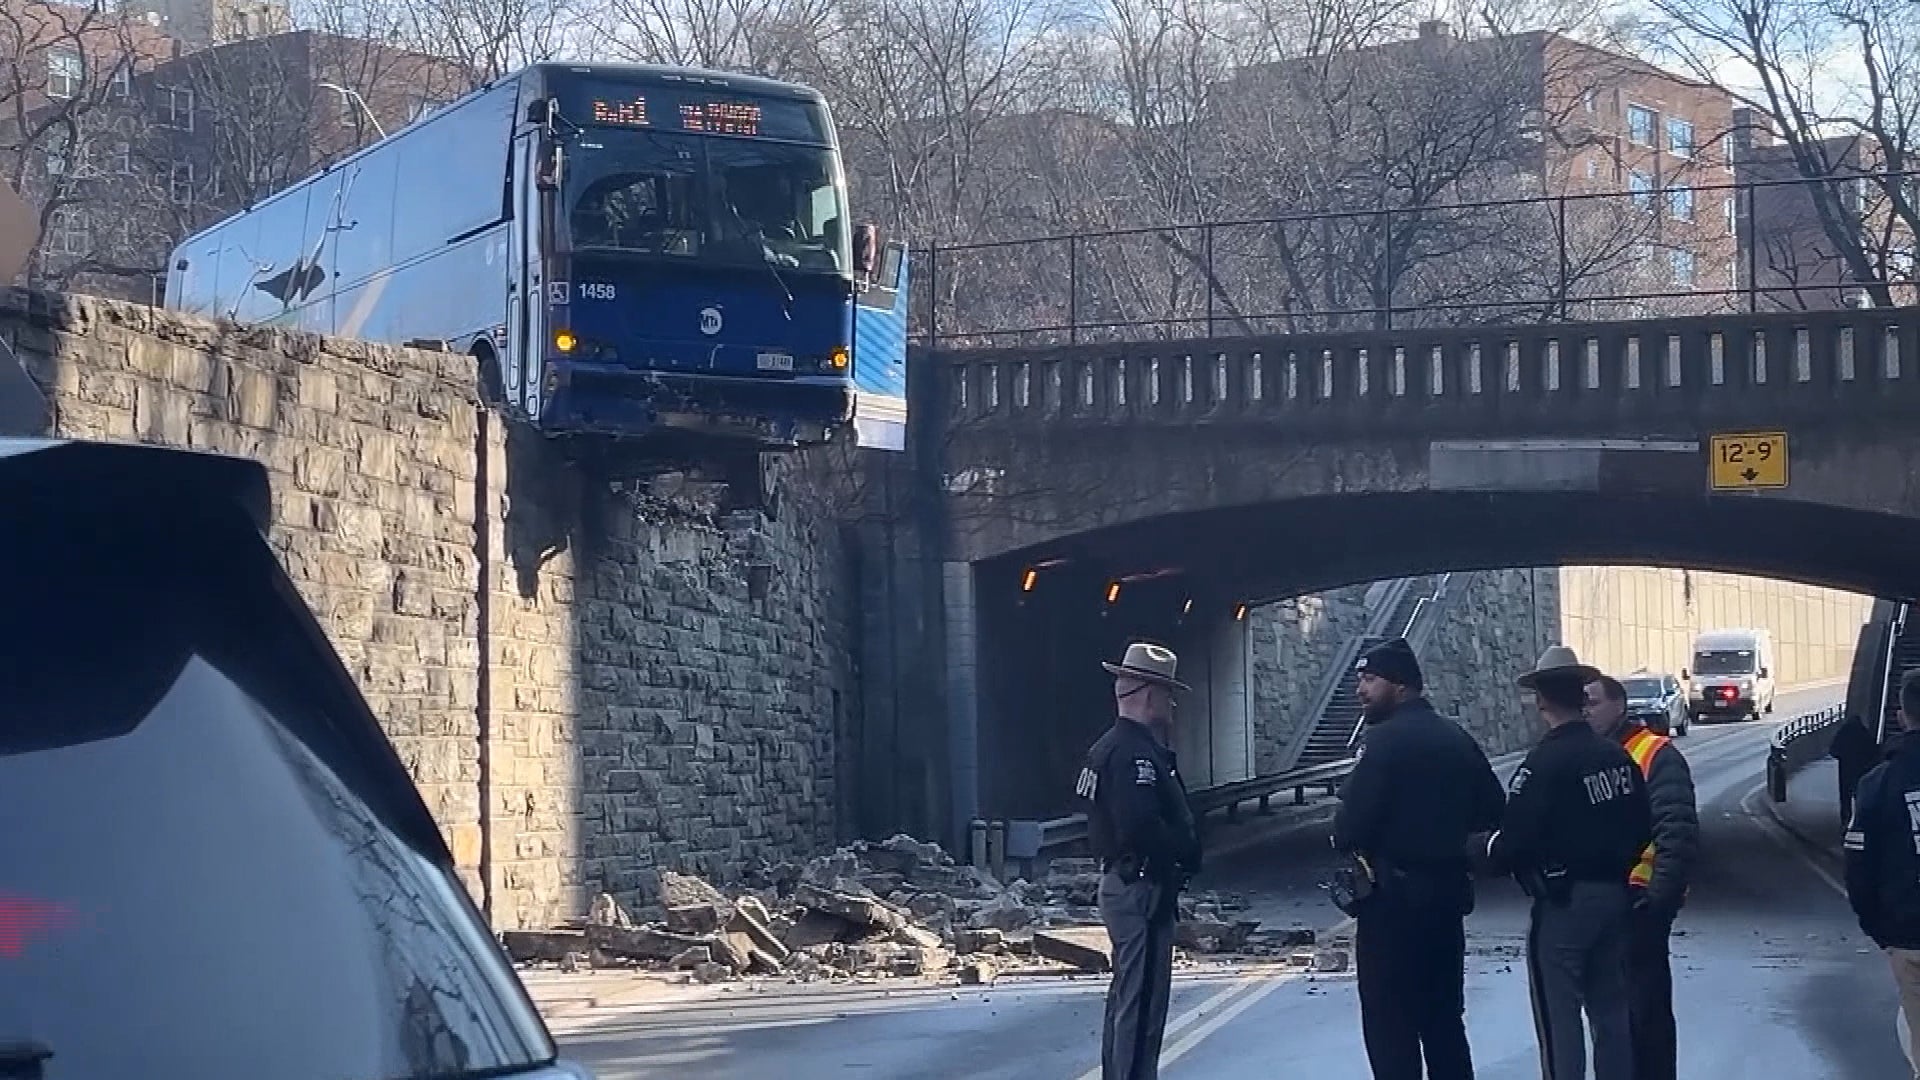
[[1621, 669, 1689, 736], [0, 438, 592, 1080]]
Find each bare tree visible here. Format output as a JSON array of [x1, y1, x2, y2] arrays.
[[1640, 0, 1918, 307], [0, 0, 170, 289]]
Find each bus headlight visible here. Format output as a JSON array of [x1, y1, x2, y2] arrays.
[[554, 330, 577, 353], [828, 347, 849, 371]]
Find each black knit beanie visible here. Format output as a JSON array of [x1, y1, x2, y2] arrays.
[[1357, 637, 1423, 691]]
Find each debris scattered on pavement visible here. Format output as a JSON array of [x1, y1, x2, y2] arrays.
[[503, 833, 1303, 988]]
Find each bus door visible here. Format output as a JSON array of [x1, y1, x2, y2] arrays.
[[851, 239, 909, 451], [504, 132, 543, 420]]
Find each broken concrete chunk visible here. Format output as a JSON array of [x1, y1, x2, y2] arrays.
[[666, 904, 724, 935], [692, 961, 733, 984], [502, 929, 587, 962], [893, 923, 945, 950], [1313, 948, 1351, 973], [954, 927, 1004, 954], [967, 893, 1037, 932], [795, 882, 906, 933], [730, 896, 792, 961], [1276, 927, 1316, 948], [585, 924, 716, 963], [1176, 918, 1259, 954], [959, 958, 1000, 985], [1034, 927, 1113, 973], [668, 946, 713, 970], [589, 893, 634, 929]]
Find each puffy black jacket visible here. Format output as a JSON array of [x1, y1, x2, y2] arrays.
[[1622, 726, 1700, 915], [1335, 697, 1505, 873], [1845, 735, 1920, 948]]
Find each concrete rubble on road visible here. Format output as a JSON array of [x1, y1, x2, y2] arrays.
[[503, 835, 1326, 989]]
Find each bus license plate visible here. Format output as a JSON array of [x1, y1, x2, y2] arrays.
[[757, 352, 794, 371]]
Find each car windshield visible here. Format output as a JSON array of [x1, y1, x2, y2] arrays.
[[565, 130, 849, 274], [1694, 649, 1757, 675], [1623, 678, 1664, 699], [0, 501, 553, 1079]]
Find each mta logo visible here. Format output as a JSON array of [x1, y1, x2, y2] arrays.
[[0, 893, 78, 958]]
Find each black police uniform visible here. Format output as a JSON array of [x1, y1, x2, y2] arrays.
[[1485, 721, 1652, 1080], [1844, 729, 1920, 1069], [1078, 718, 1200, 1080], [1334, 695, 1505, 1080]]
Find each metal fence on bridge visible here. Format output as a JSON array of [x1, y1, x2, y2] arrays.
[[913, 171, 1919, 349]]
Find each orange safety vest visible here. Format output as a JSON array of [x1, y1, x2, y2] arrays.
[[1622, 727, 1670, 888]]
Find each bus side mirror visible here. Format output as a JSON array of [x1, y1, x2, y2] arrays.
[[1759, 666, 1770, 679], [526, 98, 554, 127], [853, 223, 879, 276], [536, 143, 563, 192], [1680, 669, 1689, 681]]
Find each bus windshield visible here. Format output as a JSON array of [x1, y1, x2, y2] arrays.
[[565, 130, 848, 274]]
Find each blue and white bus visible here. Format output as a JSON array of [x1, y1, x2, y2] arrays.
[[163, 62, 910, 450]]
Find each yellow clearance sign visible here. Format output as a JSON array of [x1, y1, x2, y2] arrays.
[[1708, 432, 1788, 490]]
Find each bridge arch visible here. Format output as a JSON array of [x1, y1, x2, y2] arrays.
[[963, 489, 1916, 824]]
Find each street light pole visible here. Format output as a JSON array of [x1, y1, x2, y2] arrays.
[[317, 82, 386, 140]]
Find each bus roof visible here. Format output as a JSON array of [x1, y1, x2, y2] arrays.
[[169, 60, 830, 260], [529, 61, 828, 103]]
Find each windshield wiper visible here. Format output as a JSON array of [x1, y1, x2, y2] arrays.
[[757, 241, 795, 321], [0, 1040, 53, 1080]]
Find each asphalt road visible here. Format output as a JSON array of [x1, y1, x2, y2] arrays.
[[553, 685, 1908, 1079]]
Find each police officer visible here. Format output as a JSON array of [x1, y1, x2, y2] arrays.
[[1585, 673, 1699, 1080], [1077, 642, 1201, 1080], [1334, 637, 1505, 1080], [1475, 646, 1651, 1080], [1844, 668, 1920, 1075]]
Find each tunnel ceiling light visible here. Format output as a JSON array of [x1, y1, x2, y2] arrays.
[[1106, 582, 1122, 604], [1234, 603, 1248, 621], [1182, 598, 1194, 616], [1021, 567, 1038, 592]]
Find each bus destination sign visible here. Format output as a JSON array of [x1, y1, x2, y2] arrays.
[[561, 76, 831, 141], [590, 96, 650, 127], [585, 94, 764, 137]]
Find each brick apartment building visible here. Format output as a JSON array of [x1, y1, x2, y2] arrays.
[[6, 0, 470, 301]]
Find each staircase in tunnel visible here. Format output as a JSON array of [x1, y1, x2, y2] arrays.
[[1881, 603, 1919, 734], [1293, 576, 1446, 768]]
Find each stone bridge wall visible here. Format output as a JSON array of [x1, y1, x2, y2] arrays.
[[1, 289, 860, 931]]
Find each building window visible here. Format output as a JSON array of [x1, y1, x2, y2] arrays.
[[1667, 116, 1694, 158], [163, 87, 195, 131], [109, 64, 130, 99], [1630, 169, 1655, 209], [1724, 196, 1737, 233], [47, 209, 88, 256], [112, 141, 132, 175], [1667, 185, 1695, 222], [1627, 104, 1657, 147], [1586, 157, 1600, 180], [170, 162, 194, 205], [1723, 132, 1737, 169], [47, 48, 83, 100], [1670, 248, 1697, 286], [1583, 88, 1597, 114]]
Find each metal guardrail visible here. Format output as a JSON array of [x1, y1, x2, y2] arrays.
[[1030, 756, 1358, 859], [1032, 699, 1842, 864], [1766, 704, 1845, 803]]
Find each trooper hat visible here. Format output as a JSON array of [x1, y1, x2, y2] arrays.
[[1102, 641, 1190, 691], [1517, 644, 1601, 689]]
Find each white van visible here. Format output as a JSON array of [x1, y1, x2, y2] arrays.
[[1684, 628, 1777, 724]]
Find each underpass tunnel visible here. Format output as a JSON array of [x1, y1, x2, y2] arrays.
[[966, 489, 1919, 824], [975, 562, 1255, 820]]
